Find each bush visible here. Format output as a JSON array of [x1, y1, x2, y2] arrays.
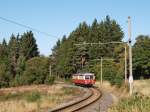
[[22, 57, 49, 85], [103, 67, 123, 87], [44, 75, 55, 85], [0, 91, 41, 102], [0, 92, 22, 101], [0, 64, 9, 88], [0, 81, 9, 88], [63, 87, 74, 95], [9, 74, 25, 87], [25, 91, 41, 102], [112, 72, 123, 87]]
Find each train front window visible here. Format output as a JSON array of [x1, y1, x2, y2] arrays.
[[85, 75, 93, 79], [90, 75, 93, 79]]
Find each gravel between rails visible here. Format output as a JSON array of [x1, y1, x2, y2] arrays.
[[49, 83, 115, 112], [77, 88, 114, 112]]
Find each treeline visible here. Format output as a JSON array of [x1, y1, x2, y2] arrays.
[[133, 35, 150, 79], [51, 16, 150, 86], [51, 16, 125, 86], [0, 31, 54, 88], [0, 16, 150, 88]]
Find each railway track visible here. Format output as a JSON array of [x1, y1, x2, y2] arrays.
[[49, 87, 101, 112]]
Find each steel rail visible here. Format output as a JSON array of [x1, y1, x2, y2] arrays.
[[49, 87, 101, 112]]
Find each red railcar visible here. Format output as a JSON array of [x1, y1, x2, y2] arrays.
[[72, 73, 95, 86]]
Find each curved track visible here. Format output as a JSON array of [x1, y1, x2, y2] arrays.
[[49, 87, 101, 112]]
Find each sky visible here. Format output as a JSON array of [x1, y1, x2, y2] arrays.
[[0, 0, 150, 56]]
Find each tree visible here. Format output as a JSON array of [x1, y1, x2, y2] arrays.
[[133, 35, 150, 79], [74, 44, 89, 72], [19, 31, 39, 60], [51, 15, 124, 84], [0, 39, 8, 61], [22, 57, 49, 84], [0, 31, 42, 87], [0, 40, 6, 63], [88, 18, 101, 59], [7, 34, 19, 78], [12, 55, 26, 86], [0, 39, 9, 87], [96, 16, 124, 57], [0, 63, 10, 87], [70, 21, 90, 73], [53, 39, 76, 78]]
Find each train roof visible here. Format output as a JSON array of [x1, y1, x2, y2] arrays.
[[72, 73, 94, 76]]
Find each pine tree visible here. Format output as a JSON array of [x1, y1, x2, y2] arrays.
[[7, 34, 19, 78], [51, 16, 124, 82], [97, 16, 124, 57], [133, 35, 150, 79], [0, 39, 8, 61], [19, 31, 39, 60]]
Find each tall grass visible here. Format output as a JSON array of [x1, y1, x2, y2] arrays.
[[0, 92, 22, 101], [0, 86, 82, 112], [25, 91, 41, 102], [0, 91, 41, 102], [63, 87, 76, 95], [109, 95, 150, 112]]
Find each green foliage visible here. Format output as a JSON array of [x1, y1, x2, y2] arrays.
[[9, 56, 26, 87], [10, 74, 25, 87], [52, 16, 124, 85], [112, 72, 123, 87], [0, 63, 9, 87], [44, 75, 55, 85], [0, 31, 42, 88], [0, 91, 41, 102], [16, 55, 26, 75], [133, 35, 150, 79], [25, 91, 41, 102], [1, 16, 149, 89], [0, 92, 22, 101], [7, 34, 19, 78], [23, 57, 49, 85], [102, 62, 123, 87], [19, 31, 39, 59], [63, 87, 75, 95]]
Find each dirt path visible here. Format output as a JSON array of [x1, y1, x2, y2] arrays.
[[99, 92, 114, 112]]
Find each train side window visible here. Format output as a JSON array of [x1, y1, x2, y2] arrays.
[[85, 75, 90, 79], [93, 76, 95, 79], [79, 75, 81, 79]]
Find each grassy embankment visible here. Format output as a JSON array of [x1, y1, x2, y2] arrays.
[[109, 95, 150, 112], [107, 79, 150, 112], [0, 85, 83, 112]]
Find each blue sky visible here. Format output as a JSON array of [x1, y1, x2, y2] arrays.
[[0, 0, 150, 56]]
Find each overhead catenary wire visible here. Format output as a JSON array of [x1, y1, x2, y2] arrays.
[[75, 41, 128, 85], [75, 41, 127, 46], [0, 16, 58, 38]]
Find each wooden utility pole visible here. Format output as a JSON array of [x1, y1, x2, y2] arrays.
[[75, 41, 128, 86], [128, 16, 133, 95], [124, 45, 127, 83], [49, 64, 52, 76], [100, 57, 103, 85]]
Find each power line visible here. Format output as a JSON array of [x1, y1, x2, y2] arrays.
[[0, 16, 59, 38], [75, 41, 127, 46]]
